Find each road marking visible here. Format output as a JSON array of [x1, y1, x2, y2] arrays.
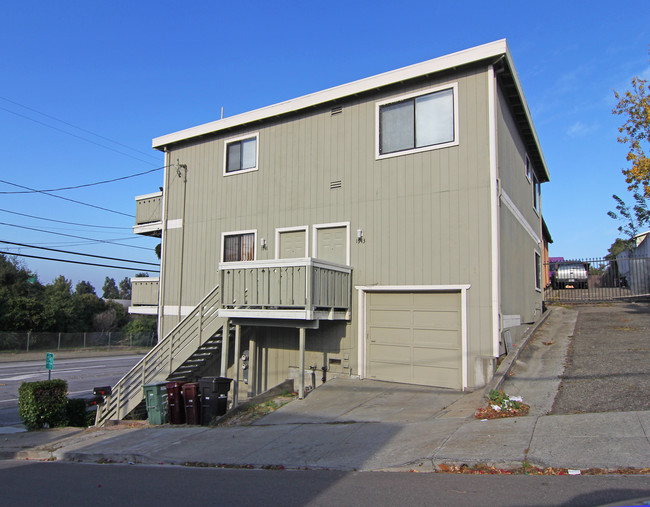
[[0, 369, 83, 381]]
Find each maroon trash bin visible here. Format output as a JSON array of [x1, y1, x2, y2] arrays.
[[166, 381, 186, 424], [182, 382, 201, 425]]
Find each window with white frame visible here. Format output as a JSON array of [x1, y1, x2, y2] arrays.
[[224, 133, 258, 175], [377, 84, 457, 157], [222, 232, 256, 262], [535, 251, 542, 291], [525, 154, 532, 181], [533, 173, 540, 214]]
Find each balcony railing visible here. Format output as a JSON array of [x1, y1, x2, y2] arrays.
[[134, 191, 162, 236], [129, 277, 159, 315], [218, 258, 352, 321]]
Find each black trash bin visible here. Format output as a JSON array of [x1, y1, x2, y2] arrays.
[[182, 382, 200, 425], [199, 377, 232, 425], [166, 381, 186, 424]]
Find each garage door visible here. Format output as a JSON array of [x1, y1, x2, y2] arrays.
[[366, 292, 462, 389]]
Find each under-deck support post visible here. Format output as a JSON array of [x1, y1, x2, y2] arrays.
[[248, 332, 257, 398], [220, 319, 230, 377], [233, 324, 241, 408], [299, 327, 306, 399]]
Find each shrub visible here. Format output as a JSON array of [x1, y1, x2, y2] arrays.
[[18, 379, 69, 430], [66, 398, 94, 427]]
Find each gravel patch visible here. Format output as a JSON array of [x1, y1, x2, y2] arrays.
[[551, 302, 650, 414]]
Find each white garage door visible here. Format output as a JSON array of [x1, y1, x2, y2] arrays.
[[366, 291, 462, 389]]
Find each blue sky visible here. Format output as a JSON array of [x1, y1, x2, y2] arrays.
[[1, 1, 649, 292]]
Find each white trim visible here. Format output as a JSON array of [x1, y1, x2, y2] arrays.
[[133, 222, 162, 235], [134, 190, 163, 200], [488, 65, 501, 358], [375, 82, 460, 160], [128, 306, 158, 315], [162, 305, 194, 316], [219, 257, 351, 274], [312, 222, 351, 265], [356, 284, 471, 391], [220, 229, 258, 262], [131, 276, 160, 282], [166, 218, 183, 230], [274, 226, 309, 259], [500, 190, 541, 245], [222, 132, 260, 177]]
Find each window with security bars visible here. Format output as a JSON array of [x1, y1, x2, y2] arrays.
[[223, 233, 255, 262]]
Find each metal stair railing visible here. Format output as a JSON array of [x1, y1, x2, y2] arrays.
[[95, 284, 225, 426]]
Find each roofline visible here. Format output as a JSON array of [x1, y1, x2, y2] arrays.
[[152, 39, 549, 180]]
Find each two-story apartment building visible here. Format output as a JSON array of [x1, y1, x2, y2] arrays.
[[103, 39, 549, 424]]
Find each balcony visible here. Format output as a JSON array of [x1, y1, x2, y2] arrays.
[[133, 191, 163, 237], [129, 277, 159, 315], [218, 258, 352, 323]]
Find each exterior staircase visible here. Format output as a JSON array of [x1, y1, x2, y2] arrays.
[[95, 284, 226, 426]]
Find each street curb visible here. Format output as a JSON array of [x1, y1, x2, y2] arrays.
[[483, 309, 553, 397]]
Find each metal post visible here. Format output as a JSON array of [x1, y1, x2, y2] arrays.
[[299, 328, 306, 399], [57, 333, 61, 350], [248, 333, 257, 398], [108, 332, 111, 349], [83, 332, 86, 348], [233, 324, 241, 408], [26, 332, 30, 352], [220, 320, 230, 377]]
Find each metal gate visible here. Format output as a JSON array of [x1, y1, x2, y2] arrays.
[[544, 256, 650, 302]]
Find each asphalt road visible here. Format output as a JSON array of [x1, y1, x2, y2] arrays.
[[0, 355, 143, 427], [0, 461, 648, 506]]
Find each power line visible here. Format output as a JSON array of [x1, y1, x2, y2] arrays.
[[0, 179, 134, 217], [0, 250, 159, 273], [0, 208, 130, 229], [0, 166, 164, 194], [0, 240, 160, 267], [0, 221, 153, 251], [0, 98, 160, 165]]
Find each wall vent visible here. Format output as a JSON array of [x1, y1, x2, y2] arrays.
[[330, 180, 342, 190], [330, 106, 343, 116]]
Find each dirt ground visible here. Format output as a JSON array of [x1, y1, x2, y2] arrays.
[[551, 301, 650, 414]]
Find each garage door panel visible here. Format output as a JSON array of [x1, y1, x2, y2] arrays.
[[413, 366, 460, 389], [413, 309, 458, 329], [367, 291, 462, 389], [369, 308, 412, 326], [368, 343, 411, 363], [369, 327, 411, 345], [368, 361, 412, 384], [412, 328, 459, 348]]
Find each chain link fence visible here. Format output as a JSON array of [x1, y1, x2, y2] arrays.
[[0, 331, 157, 352]]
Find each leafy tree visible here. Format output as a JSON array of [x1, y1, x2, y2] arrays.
[[613, 77, 650, 197], [102, 277, 119, 299], [75, 280, 96, 295], [606, 238, 635, 260], [93, 301, 129, 332], [155, 243, 161, 259], [122, 315, 157, 335], [42, 276, 76, 331], [607, 192, 650, 241], [118, 277, 131, 299], [71, 292, 106, 332], [0, 255, 44, 331], [135, 272, 149, 278]]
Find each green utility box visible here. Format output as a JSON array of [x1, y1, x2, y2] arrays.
[[143, 382, 168, 425]]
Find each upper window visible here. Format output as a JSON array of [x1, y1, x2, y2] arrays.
[[377, 84, 458, 159], [223, 133, 259, 175], [525, 154, 532, 182], [535, 251, 542, 291], [222, 231, 256, 262], [533, 174, 540, 214]]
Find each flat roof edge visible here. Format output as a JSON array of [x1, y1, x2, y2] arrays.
[[152, 39, 508, 149]]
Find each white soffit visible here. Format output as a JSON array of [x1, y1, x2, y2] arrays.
[[153, 40, 509, 149]]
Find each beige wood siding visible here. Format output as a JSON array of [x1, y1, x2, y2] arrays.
[[367, 292, 462, 389]]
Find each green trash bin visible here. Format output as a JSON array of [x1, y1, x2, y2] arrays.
[[143, 382, 168, 425]]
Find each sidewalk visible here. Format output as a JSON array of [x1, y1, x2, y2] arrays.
[[1, 307, 649, 472]]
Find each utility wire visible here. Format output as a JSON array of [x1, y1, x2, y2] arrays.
[[0, 221, 152, 251], [0, 179, 134, 217], [0, 207, 130, 229], [0, 101, 160, 166], [0, 250, 159, 272], [0, 166, 164, 194], [0, 240, 159, 266]]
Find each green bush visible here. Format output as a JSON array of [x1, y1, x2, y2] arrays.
[[18, 379, 69, 430]]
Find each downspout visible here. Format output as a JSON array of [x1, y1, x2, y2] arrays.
[[177, 161, 188, 322], [488, 65, 501, 358], [157, 150, 170, 341]]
